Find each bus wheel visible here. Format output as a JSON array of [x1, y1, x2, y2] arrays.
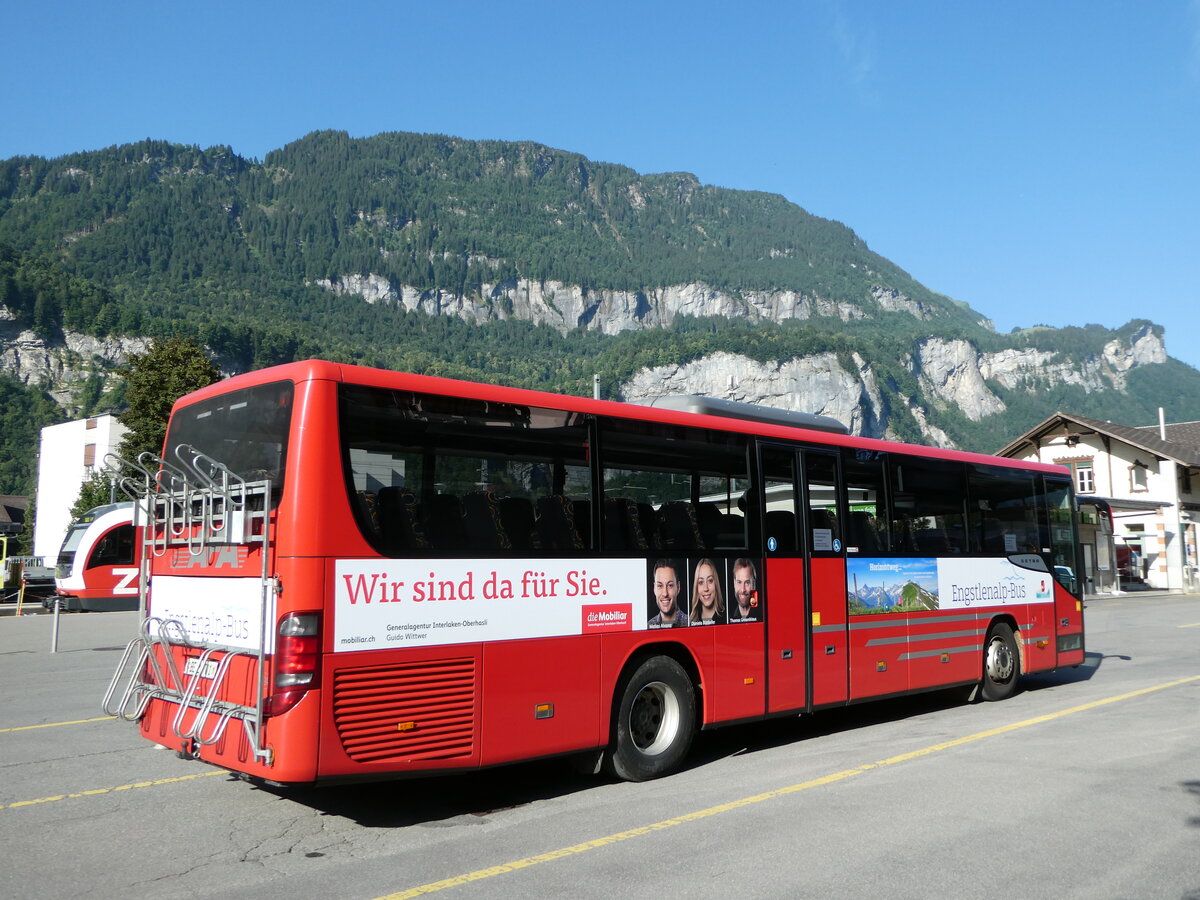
[[980, 623, 1019, 701], [606, 656, 696, 782]]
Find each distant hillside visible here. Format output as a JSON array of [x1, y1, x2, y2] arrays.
[[1, 130, 1199, 494]]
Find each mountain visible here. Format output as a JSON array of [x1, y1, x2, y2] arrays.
[[2, 130, 1199, 495], [848, 580, 939, 614]]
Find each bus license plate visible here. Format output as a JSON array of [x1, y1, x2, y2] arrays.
[[183, 657, 218, 680]]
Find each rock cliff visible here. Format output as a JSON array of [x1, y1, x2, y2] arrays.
[[0, 305, 147, 412], [618, 324, 1168, 446], [0, 286, 1172, 453], [314, 276, 989, 335]]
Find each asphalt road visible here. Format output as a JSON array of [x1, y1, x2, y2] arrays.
[[2, 594, 1198, 900]]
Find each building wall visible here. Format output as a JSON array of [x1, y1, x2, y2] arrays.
[[33, 415, 128, 560], [1013, 432, 1192, 591]]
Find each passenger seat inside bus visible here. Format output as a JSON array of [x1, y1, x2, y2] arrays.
[[658, 501, 706, 551], [423, 494, 468, 549], [535, 496, 586, 550], [604, 497, 650, 550], [463, 491, 513, 551], [499, 497, 537, 551], [377, 487, 431, 552], [846, 510, 880, 553]]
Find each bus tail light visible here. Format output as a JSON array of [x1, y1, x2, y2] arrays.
[[264, 612, 321, 716]]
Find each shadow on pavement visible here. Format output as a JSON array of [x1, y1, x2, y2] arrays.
[[258, 655, 1106, 827]]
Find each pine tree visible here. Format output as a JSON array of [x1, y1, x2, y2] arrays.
[[116, 337, 220, 462]]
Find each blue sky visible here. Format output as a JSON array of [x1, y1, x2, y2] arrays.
[[4, 1, 1200, 388]]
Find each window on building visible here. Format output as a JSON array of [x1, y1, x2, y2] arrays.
[[83, 443, 97, 467], [1129, 461, 1149, 492], [1073, 461, 1094, 494]]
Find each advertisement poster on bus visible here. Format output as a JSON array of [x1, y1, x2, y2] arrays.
[[334, 557, 647, 650], [334, 554, 767, 650], [847, 556, 1054, 615], [645, 556, 764, 628]]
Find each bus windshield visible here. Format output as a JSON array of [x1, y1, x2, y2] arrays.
[[163, 380, 294, 506]]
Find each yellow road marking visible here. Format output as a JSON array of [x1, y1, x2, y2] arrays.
[[0, 715, 115, 734], [1178, 623, 1200, 628], [377, 674, 1200, 900], [0, 770, 226, 810]]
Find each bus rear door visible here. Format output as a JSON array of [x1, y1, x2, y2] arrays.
[[762, 446, 849, 713]]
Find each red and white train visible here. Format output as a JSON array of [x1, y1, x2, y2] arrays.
[[53, 502, 141, 612]]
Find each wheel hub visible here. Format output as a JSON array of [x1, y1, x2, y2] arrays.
[[629, 681, 679, 754], [986, 636, 1014, 682]]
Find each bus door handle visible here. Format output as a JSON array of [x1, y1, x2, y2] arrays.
[[781, 649, 793, 660], [825, 645, 836, 655]]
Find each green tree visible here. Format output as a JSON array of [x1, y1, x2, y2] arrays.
[[116, 337, 220, 462], [69, 469, 117, 522], [15, 493, 35, 557]]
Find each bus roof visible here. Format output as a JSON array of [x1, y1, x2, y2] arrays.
[[173, 359, 1070, 477]]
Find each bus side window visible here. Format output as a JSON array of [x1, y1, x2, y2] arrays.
[[841, 448, 891, 554], [890, 456, 967, 556], [599, 417, 750, 554], [760, 447, 798, 555], [803, 453, 840, 554], [967, 464, 1043, 557], [339, 385, 595, 556]]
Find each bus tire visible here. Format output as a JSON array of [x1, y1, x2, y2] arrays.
[[980, 622, 1019, 701], [605, 656, 696, 782]]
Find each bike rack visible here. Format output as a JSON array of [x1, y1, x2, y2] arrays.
[[100, 449, 274, 766]]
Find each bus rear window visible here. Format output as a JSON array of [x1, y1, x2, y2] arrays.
[[164, 380, 294, 507]]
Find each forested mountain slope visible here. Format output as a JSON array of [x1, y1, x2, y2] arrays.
[[1, 130, 1197, 494]]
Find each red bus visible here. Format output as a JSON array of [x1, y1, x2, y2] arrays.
[[52, 502, 142, 612], [104, 360, 1084, 784]]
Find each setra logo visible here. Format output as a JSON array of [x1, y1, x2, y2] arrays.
[[169, 546, 251, 570]]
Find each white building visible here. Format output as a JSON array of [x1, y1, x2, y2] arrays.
[[33, 414, 128, 561], [998, 412, 1200, 594]]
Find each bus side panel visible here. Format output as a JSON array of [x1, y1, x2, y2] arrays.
[[905, 612, 980, 691], [481, 636, 601, 765], [848, 613, 908, 699], [766, 557, 808, 713], [711, 622, 767, 722], [277, 376, 344, 560], [317, 643, 484, 777], [1053, 583, 1085, 668], [1019, 601, 1062, 673], [809, 557, 848, 707]]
